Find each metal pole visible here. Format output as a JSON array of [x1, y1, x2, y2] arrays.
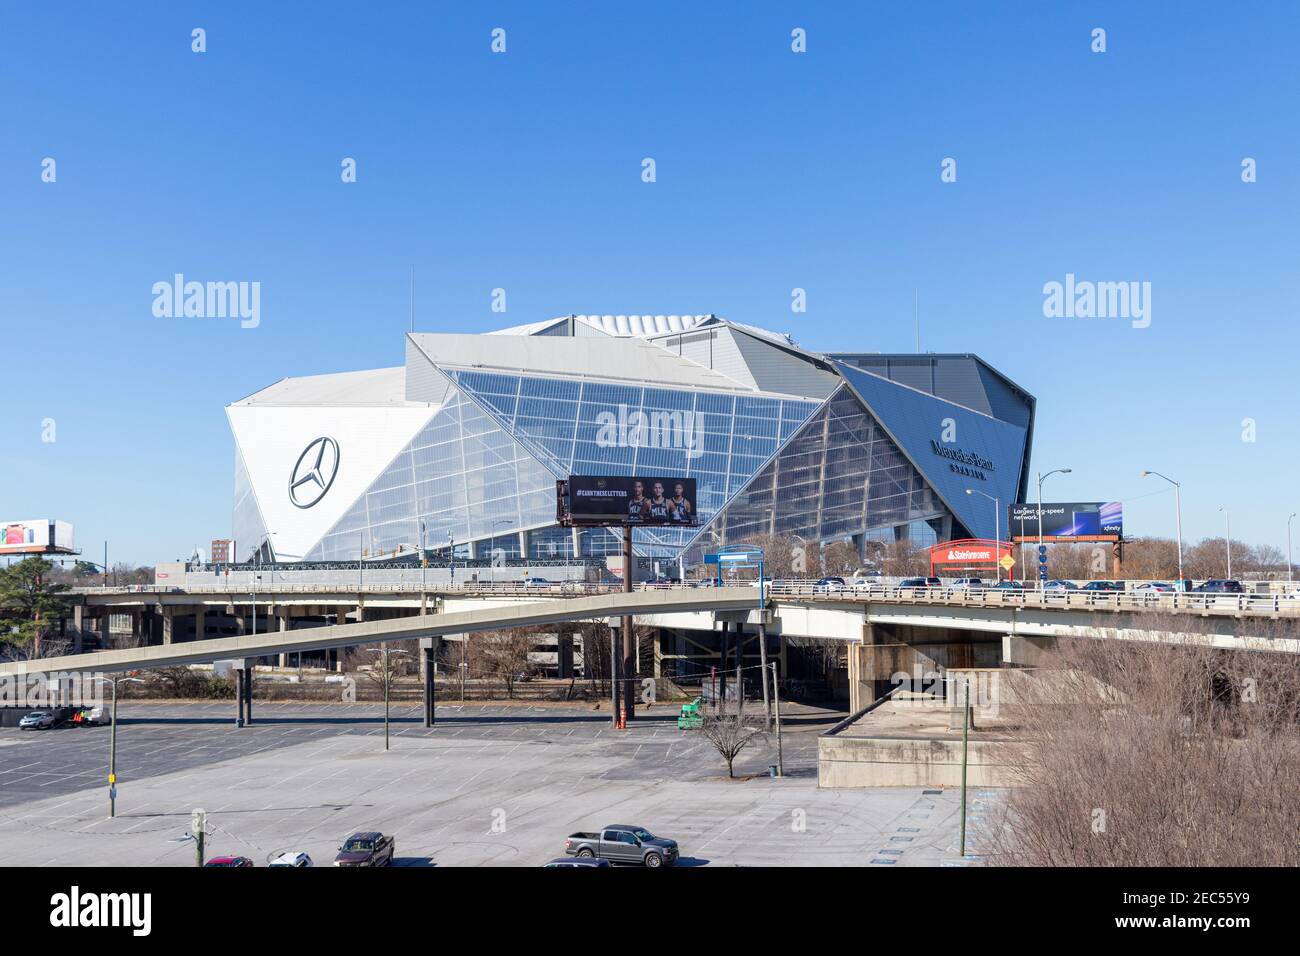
[[1221, 507, 1231, 579], [621, 524, 634, 725], [1174, 482, 1184, 588], [103, 541, 108, 589], [770, 662, 783, 777], [1288, 514, 1296, 584], [757, 619, 771, 730], [196, 828, 204, 868], [460, 637, 466, 702], [994, 496, 1001, 582], [960, 678, 970, 857], [383, 644, 390, 751], [1036, 473, 1044, 590], [610, 620, 620, 727], [108, 677, 117, 818]]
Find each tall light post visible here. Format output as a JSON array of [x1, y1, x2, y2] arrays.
[[448, 532, 456, 588], [372, 645, 410, 751], [92, 674, 144, 817], [1219, 506, 1232, 579], [1288, 513, 1296, 584], [1036, 468, 1072, 589], [966, 488, 1002, 581], [1141, 470, 1184, 588], [419, 519, 427, 594]]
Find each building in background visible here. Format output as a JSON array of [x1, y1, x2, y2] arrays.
[[226, 315, 1034, 565], [209, 539, 233, 564]]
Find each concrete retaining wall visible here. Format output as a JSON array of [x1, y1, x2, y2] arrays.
[[818, 733, 1027, 788]]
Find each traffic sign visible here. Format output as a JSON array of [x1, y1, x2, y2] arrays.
[[1038, 545, 1048, 557], [999, 555, 1015, 571], [108, 773, 116, 785]]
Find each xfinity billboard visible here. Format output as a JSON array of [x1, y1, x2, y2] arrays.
[[1008, 502, 1123, 540]]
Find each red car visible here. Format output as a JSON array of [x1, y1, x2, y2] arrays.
[[204, 856, 254, 868]]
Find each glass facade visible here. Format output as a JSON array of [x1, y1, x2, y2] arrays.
[[279, 339, 1031, 567], [682, 385, 952, 562]]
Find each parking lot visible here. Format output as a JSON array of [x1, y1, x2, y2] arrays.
[[0, 701, 971, 866]]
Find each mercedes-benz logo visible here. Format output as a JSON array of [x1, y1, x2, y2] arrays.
[[289, 437, 340, 509]]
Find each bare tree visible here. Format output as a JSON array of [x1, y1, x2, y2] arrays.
[[475, 627, 538, 699], [698, 700, 768, 778], [984, 616, 1300, 866]]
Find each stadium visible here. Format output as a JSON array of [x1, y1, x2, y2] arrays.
[[226, 315, 1035, 567]]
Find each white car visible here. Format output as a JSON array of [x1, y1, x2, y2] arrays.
[[268, 851, 313, 868], [19, 711, 57, 730]]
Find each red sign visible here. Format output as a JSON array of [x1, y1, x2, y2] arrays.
[[928, 539, 1012, 574]]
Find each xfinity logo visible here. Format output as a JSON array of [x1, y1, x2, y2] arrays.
[[289, 437, 340, 509], [50, 886, 151, 936]]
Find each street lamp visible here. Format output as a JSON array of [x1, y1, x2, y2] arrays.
[[966, 488, 1002, 581], [1288, 513, 1296, 584], [370, 645, 410, 751], [1218, 507, 1231, 579], [1036, 468, 1072, 589], [91, 674, 144, 817], [1140, 470, 1184, 588]]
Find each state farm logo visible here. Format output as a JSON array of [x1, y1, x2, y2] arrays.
[[289, 437, 340, 509], [947, 549, 993, 561]]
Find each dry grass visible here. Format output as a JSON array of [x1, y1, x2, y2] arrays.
[[984, 617, 1300, 866]]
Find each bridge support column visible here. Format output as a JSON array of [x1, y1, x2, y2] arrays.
[[99, 610, 110, 649], [277, 609, 291, 668], [161, 607, 174, 645], [194, 606, 205, 642], [72, 605, 84, 654], [1002, 634, 1054, 667], [557, 631, 574, 679], [420, 637, 438, 727]]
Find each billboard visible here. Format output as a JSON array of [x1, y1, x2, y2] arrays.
[[558, 476, 699, 527], [1008, 502, 1122, 539], [0, 519, 75, 554]]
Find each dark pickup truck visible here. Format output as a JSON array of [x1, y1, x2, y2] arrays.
[[563, 825, 679, 867], [333, 831, 395, 867]]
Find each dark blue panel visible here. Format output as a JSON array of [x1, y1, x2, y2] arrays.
[[834, 362, 1030, 540]]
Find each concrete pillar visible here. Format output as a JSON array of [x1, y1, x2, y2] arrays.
[[277, 609, 290, 668], [99, 610, 110, 649], [162, 607, 174, 645], [420, 637, 438, 727], [73, 604, 84, 654], [1002, 634, 1054, 667], [557, 631, 574, 679], [194, 606, 205, 642]]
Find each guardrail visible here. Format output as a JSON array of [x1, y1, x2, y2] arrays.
[[72, 580, 1300, 617], [760, 581, 1300, 616]]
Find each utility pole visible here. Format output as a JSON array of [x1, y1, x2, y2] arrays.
[[620, 525, 635, 726], [770, 661, 784, 777], [1219, 506, 1232, 578], [959, 678, 970, 857]]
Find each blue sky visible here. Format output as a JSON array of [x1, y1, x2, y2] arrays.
[[2, 2, 1297, 564]]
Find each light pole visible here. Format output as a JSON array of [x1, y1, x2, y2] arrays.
[[966, 488, 1002, 581], [1141, 470, 1184, 588], [1036, 468, 1072, 589], [372, 645, 409, 751], [448, 532, 456, 588], [1219, 506, 1231, 579], [419, 519, 427, 594], [1288, 513, 1296, 584], [92, 674, 144, 817]]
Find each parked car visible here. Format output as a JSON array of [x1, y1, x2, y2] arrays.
[[563, 825, 679, 867], [333, 831, 396, 867], [521, 577, 552, 588], [851, 575, 883, 590], [951, 577, 985, 589], [268, 851, 313, 868], [644, 574, 680, 588], [543, 857, 611, 867], [1042, 580, 1078, 590], [1193, 579, 1244, 593], [74, 705, 106, 726], [1134, 582, 1174, 593], [18, 711, 57, 730], [898, 576, 942, 588], [814, 576, 847, 594], [992, 580, 1026, 591], [204, 856, 254, 868]]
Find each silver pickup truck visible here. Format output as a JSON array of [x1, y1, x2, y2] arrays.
[[563, 824, 680, 867]]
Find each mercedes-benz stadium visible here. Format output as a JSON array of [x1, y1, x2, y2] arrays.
[[226, 314, 1035, 566]]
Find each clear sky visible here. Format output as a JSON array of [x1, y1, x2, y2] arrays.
[[2, 2, 1297, 565]]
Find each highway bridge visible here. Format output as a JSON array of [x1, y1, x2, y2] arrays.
[[5, 582, 1299, 718]]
